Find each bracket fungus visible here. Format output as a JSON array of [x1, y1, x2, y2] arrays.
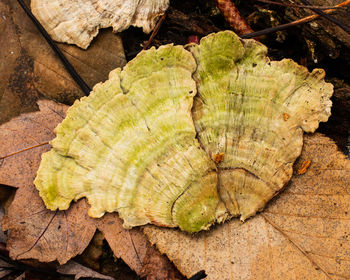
[[30, 0, 170, 49], [34, 31, 333, 233]]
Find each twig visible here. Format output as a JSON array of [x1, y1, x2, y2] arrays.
[[301, 0, 350, 34], [257, 0, 343, 10], [241, 0, 350, 38], [143, 13, 167, 50], [16, 0, 91, 95], [215, 0, 254, 35], [188, 270, 207, 280]]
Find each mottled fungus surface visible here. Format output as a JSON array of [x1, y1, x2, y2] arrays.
[[35, 31, 333, 233], [189, 32, 332, 221]]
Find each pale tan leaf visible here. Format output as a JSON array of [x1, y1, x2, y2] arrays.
[[97, 213, 183, 279], [144, 133, 350, 280], [0, 100, 67, 188]]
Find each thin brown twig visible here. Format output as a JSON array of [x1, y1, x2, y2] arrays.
[[256, 0, 343, 10], [241, 0, 350, 38], [143, 13, 167, 50], [0, 142, 49, 160], [301, 0, 350, 34]]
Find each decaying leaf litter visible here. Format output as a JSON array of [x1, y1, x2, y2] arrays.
[[0, 0, 348, 280]]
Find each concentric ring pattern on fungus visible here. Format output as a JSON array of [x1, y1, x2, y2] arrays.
[[34, 31, 333, 233]]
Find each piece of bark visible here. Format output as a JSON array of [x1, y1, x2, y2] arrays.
[[214, 0, 254, 34], [166, 7, 220, 36], [144, 134, 350, 279]]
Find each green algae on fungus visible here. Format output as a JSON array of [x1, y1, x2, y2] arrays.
[[34, 31, 333, 233]]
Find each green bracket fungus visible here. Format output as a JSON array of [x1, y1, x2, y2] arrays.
[[34, 31, 333, 233]]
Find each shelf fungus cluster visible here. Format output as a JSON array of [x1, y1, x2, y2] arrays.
[[35, 31, 333, 233], [30, 0, 169, 49]]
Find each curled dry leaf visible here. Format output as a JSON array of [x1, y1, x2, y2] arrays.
[[144, 134, 350, 279], [0, 100, 183, 278], [34, 31, 333, 233], [57, 260, 115, 280], [30, 0, 170, 49], [0, 259, 15, 278]]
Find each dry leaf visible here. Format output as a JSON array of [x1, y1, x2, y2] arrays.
[[0, 259, 15, 278], [57, 260, 115, 280], [0, 100, 67, 189], [2, 185, 96, 264], [97, 213, 183, 279], [0, 0, 126, 124], [0, 100, 183, 278], [144, 134, 350, 279], [0, 100, 95, 264]]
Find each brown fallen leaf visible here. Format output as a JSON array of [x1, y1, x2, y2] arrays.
[[97, 214, 183, 279], [0, 0, 126, 124], [57, 260, 115, 280], [0, 259, 15, 278], [2, 184, 96, 264], [0, 100, 183, 279], [0, 100, 67, 189], [144, 134, 350, 279]]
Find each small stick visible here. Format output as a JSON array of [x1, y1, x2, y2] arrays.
[[188, 270, 207, 280], [301, 0, 350, 34], [215, 0, 254, 35], [16, 0, 91, 96], [143, 13, 167, 50], [241, 0, 350, 38], [257, 0, 343, 10]]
